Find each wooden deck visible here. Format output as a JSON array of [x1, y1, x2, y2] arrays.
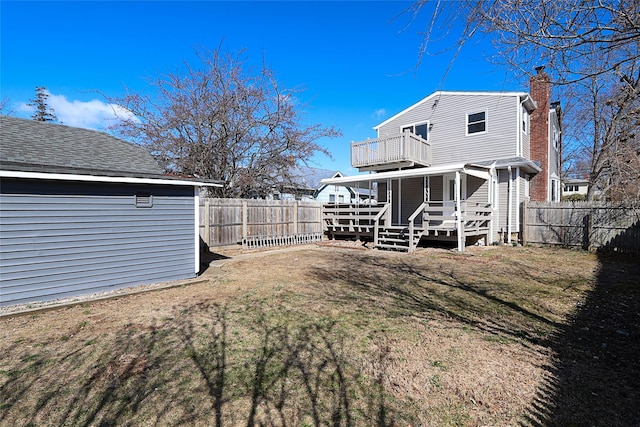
[[351, 130, 431, 171], [323, 202, 492, 252]]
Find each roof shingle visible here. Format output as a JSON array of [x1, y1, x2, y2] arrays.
[[0, 116, 163, 177]]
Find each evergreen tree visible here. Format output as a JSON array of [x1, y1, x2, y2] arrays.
[[27, 86, 57, 122]]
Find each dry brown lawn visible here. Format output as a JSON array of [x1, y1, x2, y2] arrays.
[[1, 244, 638, 426]]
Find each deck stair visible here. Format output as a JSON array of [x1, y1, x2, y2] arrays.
[[375, 225, 422, 252]]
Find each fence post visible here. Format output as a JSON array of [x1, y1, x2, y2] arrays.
[[521, 199, 528, 246], [204, 198, 211, 246], [294, 201, 299, 235], [582, 212, 592, 251], [242, 201, 248, 238]]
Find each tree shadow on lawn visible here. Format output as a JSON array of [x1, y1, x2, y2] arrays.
[[308, 249, 639, 425], [308, 251, 565, 349], [522, 252, 640, 426], [0, 301, 395, 426]]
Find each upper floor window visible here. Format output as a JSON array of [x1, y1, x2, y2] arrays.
[[467, 111, 486, 135], [401, 121, 429, 140], [522, 106, 528, 134]]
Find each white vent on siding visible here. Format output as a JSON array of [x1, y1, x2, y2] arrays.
[[135, 193, 153, 208]]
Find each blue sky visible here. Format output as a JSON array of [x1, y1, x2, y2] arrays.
[[1, 1, 523, 174]]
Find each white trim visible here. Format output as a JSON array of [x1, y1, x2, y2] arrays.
[[397, 179, 402, 223], [400, 120, 430, 141], [455, 171, 463, 251], [463, 168, 490, 180], [516, 167, 521, 234], [466, 109, 488, 136], [0, 170, 222, 187], [489, 167, 497, 242], [373, 91, 531, 130], [444, 173, 467, 201], [194, 188, 200, 275], [507, 166, 513, 244], [320, 162, 491, 186]]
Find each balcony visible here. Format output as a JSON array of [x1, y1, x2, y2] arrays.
[[351, 130, 432, 171]]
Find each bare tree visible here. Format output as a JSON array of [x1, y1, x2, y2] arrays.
[[27, 86, 57, 122], [0, 97, 15, 116], [107, 47, 340, 198], [407, 0, 640, 201]]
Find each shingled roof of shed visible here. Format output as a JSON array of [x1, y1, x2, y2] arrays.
[[0, 116, 164, 178]]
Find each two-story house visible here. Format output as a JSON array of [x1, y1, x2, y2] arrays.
[[321, 68, 561, 251]]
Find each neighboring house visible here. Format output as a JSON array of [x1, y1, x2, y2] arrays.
[[271, 166, 368, 203], [562, 178, 589, 199], [321, 67, 561, 251], [0, 116, 221, 306]]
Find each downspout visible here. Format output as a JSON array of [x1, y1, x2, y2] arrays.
[[456, 170, 463, 251], [518, 97, 527, 157], [489, 165, 496, 244], [516, 166, 521, 243], [507, 165, 513, 244]]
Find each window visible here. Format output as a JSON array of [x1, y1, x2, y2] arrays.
[[329, 194, 335, 203], [401, 121, 429, 140], [522, 106, 528, 134], [467, 111, 486, 135]]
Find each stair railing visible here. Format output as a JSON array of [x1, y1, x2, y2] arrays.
[[373, 203, 391, 247], [407, 201, 428, 253]]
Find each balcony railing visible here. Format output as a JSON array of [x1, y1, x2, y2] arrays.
[[351, 130, 431, 169]]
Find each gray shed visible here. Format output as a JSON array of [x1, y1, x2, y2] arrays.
[[0, 116, 220, 307]]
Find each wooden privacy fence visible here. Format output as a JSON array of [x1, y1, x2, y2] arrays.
[[200, 198, 324, 249], [523, 201, 640, 254]]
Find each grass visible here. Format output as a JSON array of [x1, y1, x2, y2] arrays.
[[0, 245, 638, 426]]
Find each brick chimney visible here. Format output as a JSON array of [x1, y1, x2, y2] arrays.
[[529, 66, 551, 201]]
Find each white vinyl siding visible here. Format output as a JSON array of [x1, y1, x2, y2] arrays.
[[317, 185, 353, 204], [400, 177, 425, 224], [466, 175, 489, 205], [376, 93, 521, 166]]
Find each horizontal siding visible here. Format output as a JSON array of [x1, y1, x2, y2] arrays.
[[429, 176, 444, 201], [0, 179, 196, 306], [466, 175, 488, 204], [400, 177, 424, 224], [377, 93, 519, 166]]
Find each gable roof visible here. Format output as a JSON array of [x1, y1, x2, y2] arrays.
[[287, 166, 343, 191], [0, 116, 163, 178], [373, 91, 537, 131]]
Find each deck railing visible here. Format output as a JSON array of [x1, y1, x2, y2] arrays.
[[351, 130, 431, 169], [322, 202, 388, 237], [421, 201, 492, 233], [323, 201, 491, 245]]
